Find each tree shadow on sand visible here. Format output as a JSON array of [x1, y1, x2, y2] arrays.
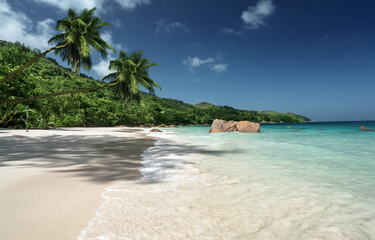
[[0, 133, 240, 184]]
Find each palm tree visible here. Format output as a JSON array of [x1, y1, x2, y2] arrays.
[[0, 7, 114, 86], [48, 8, 114, 75], [103, 50, 161, 106], [0, 50, 160, 104]]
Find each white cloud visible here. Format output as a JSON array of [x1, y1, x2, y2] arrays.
[[183, 56, 228, 74], [115, 0, 150, 10], [241, 0, 275, 29], [210, 63, 228, 73], [0, 0, 55, 50], [32, 0, 150, 11], [155, 19, 192, 35], [0, 0, 12, 13], [32, 0, 103, 11], [92, 58, 115, 78], [220, 28, 242, 35], [183, 56, 214, 68]]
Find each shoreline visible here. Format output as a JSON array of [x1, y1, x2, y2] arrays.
[[0, 127, 156, 240], [3, 125, 374, 239]]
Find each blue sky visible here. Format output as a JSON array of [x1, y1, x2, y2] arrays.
[[1, 0, 375, 121]]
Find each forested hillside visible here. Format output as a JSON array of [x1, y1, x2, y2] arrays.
[[0, 41, 310, 128]]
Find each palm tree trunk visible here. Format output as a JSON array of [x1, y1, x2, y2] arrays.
[[0, 44, 68, 86], [76, 59, 80, 75], [0, 81, 119, 103]]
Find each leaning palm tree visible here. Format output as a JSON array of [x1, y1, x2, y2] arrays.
[[0, 7, 114, 86], [103, 50, 161, 106], [0, 50, 160, 104]]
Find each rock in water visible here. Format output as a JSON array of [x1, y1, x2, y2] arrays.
[[225, 121, 238, 132], [150, 129, 163, 132], [209, 119, 237, 133], [236, 121, 260, 133], [361, 126, 374, 131], [209, 119, 260, 133]]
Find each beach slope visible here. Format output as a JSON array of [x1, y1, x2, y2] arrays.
[[0, 127, 154, 240]]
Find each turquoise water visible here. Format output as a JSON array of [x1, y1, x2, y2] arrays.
[[171, 122, 375, 195], [162, 121, 375, 239], [80, 122, 375, 239]]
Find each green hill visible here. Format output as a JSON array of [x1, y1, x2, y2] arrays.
[[0, 41, 310, 128], [195, 102, 216, 108]]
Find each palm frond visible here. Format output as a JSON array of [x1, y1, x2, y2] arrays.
[[103, 72, 118, 82], [48, 6, 113, 74]]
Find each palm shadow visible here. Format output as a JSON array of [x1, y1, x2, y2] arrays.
[[0, 131, 239, 184], [0, 133, 154, 183]]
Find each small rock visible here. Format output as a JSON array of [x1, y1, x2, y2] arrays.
[[150, 129, 163, 132], [361, 126, 374, 131]]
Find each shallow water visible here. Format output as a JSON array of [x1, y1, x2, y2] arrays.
[[80, 121, 375, 240]]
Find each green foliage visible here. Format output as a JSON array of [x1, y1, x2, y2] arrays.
[[103, 50, 160, 105], [0, 41, 310, 128], [0, 41, 37, 67]]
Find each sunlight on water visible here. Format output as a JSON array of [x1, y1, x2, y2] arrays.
[[80, 122, 375, 240]]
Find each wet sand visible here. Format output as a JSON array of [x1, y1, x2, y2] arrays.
[[0, 127, 155, 240]]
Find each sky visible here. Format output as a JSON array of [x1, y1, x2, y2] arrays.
[[0, 0, 375, 121]]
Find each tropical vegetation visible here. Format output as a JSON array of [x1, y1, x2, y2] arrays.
[[1, 7, 161, 107], [0, 8, 113, 87], [0, 41, 310, 129]]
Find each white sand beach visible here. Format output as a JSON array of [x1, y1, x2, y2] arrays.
[[2, 126, 373, 240], [0, 127, 155, 240]]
